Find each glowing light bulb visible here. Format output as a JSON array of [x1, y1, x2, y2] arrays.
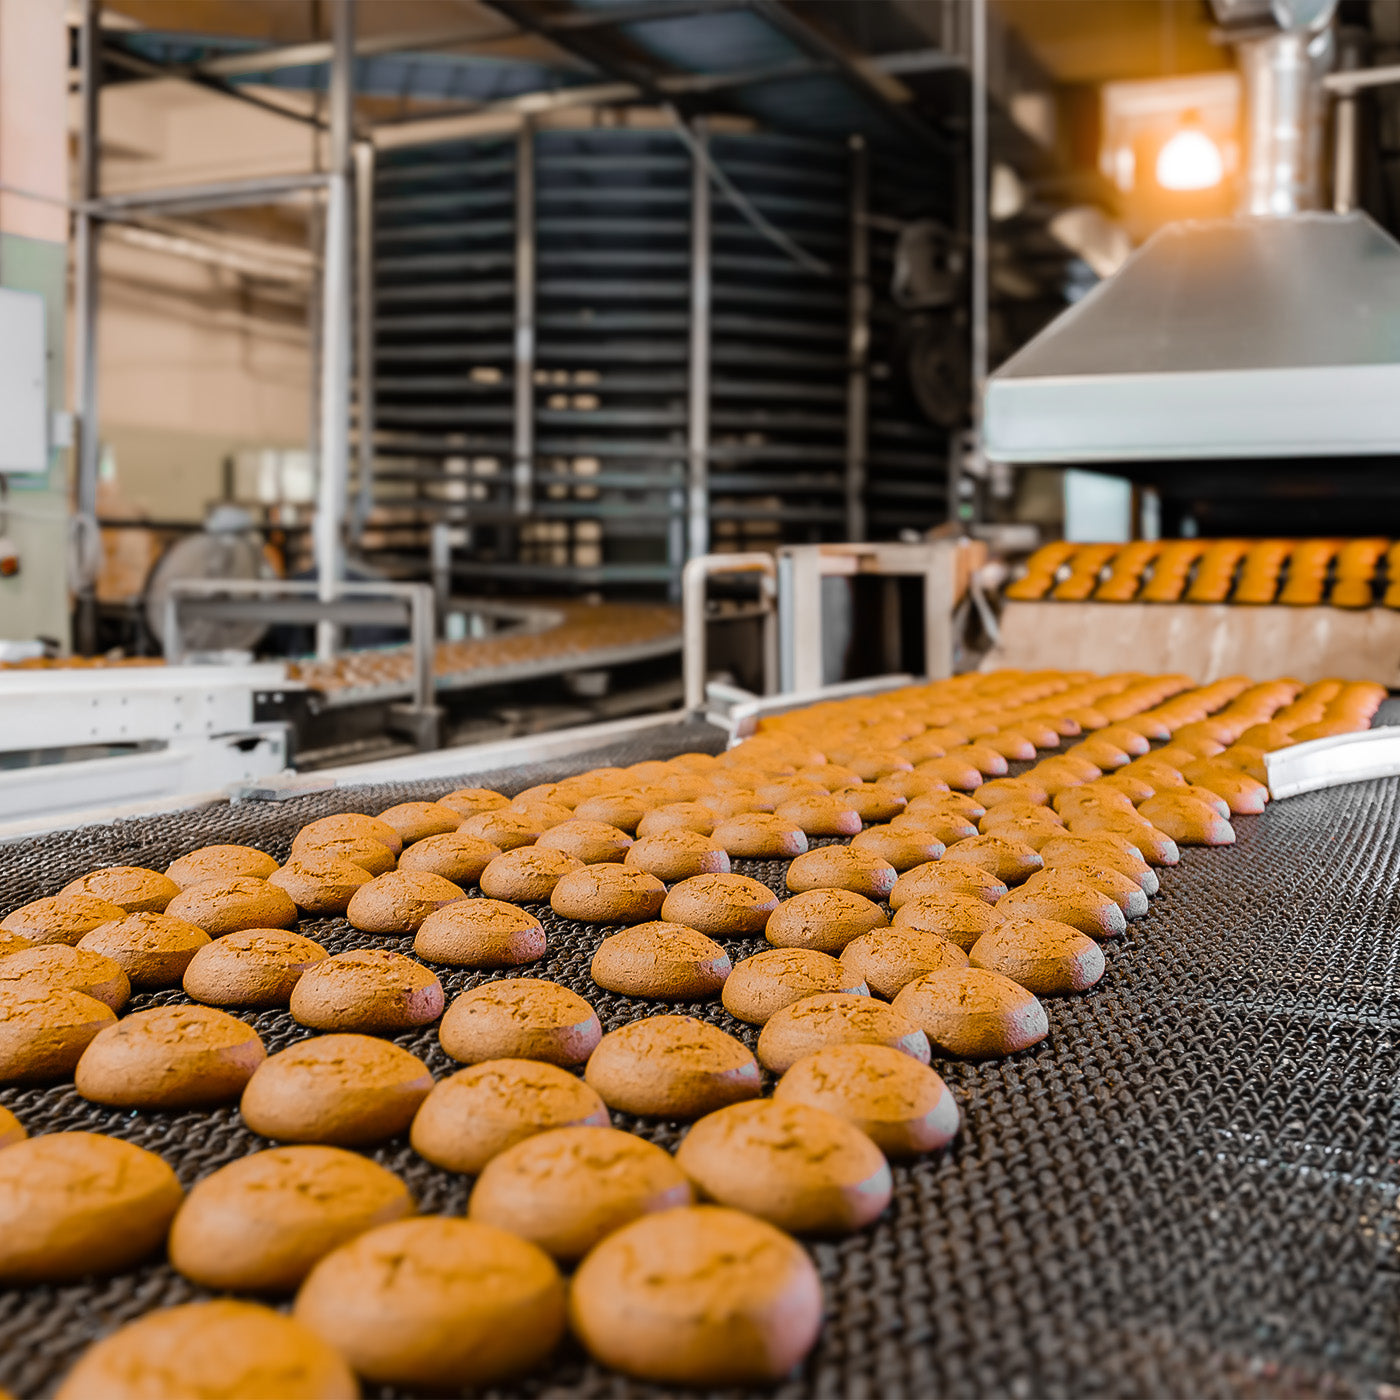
[[1156, 126, 1224, 192]]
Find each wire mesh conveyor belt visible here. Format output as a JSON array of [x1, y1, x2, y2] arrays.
[[3, 712, 1400, 1398]]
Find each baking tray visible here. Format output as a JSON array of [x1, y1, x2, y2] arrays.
[[1, 716, 1398, 1399]]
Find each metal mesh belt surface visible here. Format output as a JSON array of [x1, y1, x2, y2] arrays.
[[2, 716, 1399, 1399]]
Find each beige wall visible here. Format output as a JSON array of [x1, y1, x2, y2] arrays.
[[0, 0, 69, 646]]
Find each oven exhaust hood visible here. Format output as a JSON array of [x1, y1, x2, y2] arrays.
[[984, 210, 1400, 464]]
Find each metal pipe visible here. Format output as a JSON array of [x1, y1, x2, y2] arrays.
[[315, 0, 355, 660], [844, 135, 870, 542], [686, 119, 712, 562], [512, 118, 536, 518], [681, 552, 777, 712], [1333, 91, 1358, 212], [1238, 29, 1327, 216], [969, 0, 989, 486], [353, 139, 376, 538], [72, 0, 102, 655]]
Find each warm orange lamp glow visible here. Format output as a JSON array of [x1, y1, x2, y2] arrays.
[[1155, 116, 1224, 192]]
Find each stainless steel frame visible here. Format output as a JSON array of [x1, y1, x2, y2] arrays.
[[315, 0, 356, 660], [353, 139, 377, 537], [681, 552, 777, 712], [686, 119, 712, 563], [845, 135, 870, 542], [163, 577, 441, 748], [1265, 727, 1400, 799], [512, 118, 536, 518]]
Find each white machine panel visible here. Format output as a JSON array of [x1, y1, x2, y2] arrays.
[[0, 287, 47, 474]]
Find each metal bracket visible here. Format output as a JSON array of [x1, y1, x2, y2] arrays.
[[1265, 727, 1400, 799], [681, 552, 778, 713]]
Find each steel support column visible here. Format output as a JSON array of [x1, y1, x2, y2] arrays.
[[314, 0, 355, 660], [686, 119, 712, 562], [353, 139, 376, 537], [72, 0, 102, 655], [512, 118, 536, 517], [844, 135, 870, 542]]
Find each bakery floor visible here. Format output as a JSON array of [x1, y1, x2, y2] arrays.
[[2, 716, 1398, 1398]]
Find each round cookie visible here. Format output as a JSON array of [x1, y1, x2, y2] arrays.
[[624, 831, 731, 881], [166, 845, 279, 890], [568, 1205, 823, 1385], [772, 793, 862, 837], [57, 1301, 357, 1400], [457, 810, 547, 852], [411, 1059, 609, 1174], [1030, 857, 1149, 917], [721, 948, 867, 1025], [1, 894, 129, 946], [509, 800, 575, 830], [996, 868, 1129, 939], [1038, 832, 1158, 893], [969, 915, 1106, 995], [397, 832, 502, 885], [480, 846, 583, 903], [573, 790, 651, 832], [829, 783, 907, 824], [290, 949, 444, 1034], [75, 1005, 266, 1108], [550, 865, 667, 924], [345, 869, 466, 933], [294, 1217, 565, 1391], [699, 788, 770, 819], [0, 929, 32, 958], [765, 888, 887, 955], [893, 966, 1049, 1058], [775, 1043, 960, 1156], [0, 987, 116, 1083], [242, 1033, 433, 1145], [268, 853, 373, 915], [708, 813, 808, 860], [1066, 810, 1181, 865], [757, 992, 930, 1074], [293, 812, 403, 857], [169, 1145, 415, 1292], [439, 979, 600, 1067], [584, 1014, 761, 1119], [414, 898, 546, 968], [377, 800, 464, 844], [470, 1125, 693, 1262], [535, 818, 634, 864], [636, 802, 717, 837], [0, 1105, 24, 1149], [892, 890, 1005, 952], [439, 786, 511, 819], [659, 873, 779, 938], [890, 808, 980, 845], [943, 834, 1044, 886], [165, 877, 298, 937], [0, 1131, 182, 1283], [1138, 791, 1236, 846], [287, 831, 396, 876], [849, 826, 946, 871], [57, 866, 179, 914], [591, 923, 731, 1000], [840, 925, 969, 999], [182, 928, 328, 1008], [76, 912, 210, 989], [785, 846, 897, 901], [0, 944, 130, 1010], [890, 860, 1007, 909], [676, 1098, 890, 1234]]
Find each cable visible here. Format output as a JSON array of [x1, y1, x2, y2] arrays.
[[666, 104, 836, 279]]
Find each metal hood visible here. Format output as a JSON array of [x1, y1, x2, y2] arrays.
[[984, 211, 1400, 463]]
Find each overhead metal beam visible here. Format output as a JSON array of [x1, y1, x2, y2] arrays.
[[197, 23, 529, 77], [90, 172, 330, 218], [542, 0, 752, 30], [101, 40, 326, 128]]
